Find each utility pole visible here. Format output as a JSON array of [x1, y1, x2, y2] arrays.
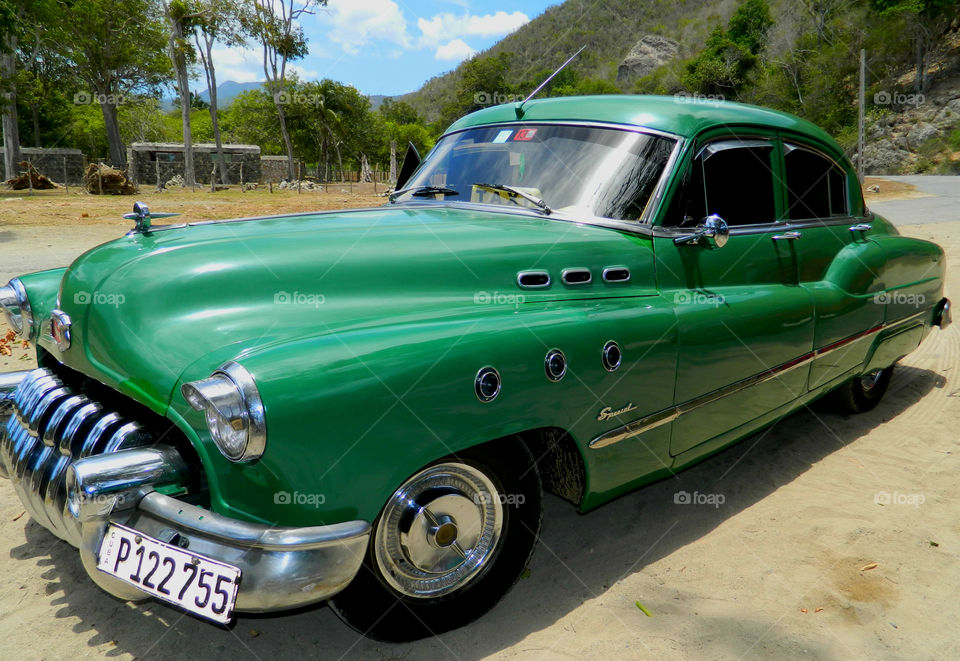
[[858, 48, 866, 184]]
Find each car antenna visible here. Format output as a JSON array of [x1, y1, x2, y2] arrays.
[[515, 45, 586, 119]]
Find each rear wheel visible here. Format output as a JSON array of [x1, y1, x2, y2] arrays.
[[330, 439, 542, 641], [829, 364, 894, 413]]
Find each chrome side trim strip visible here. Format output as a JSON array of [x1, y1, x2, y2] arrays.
[[589, 312, 928, 450]]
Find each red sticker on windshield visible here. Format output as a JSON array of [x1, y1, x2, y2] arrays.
[[514, 129, 537, 141]]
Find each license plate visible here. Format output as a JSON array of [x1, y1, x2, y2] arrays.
[[97, 523, 241, 624]]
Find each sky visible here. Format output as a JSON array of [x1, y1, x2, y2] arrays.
[[207, 0, 557, 97]]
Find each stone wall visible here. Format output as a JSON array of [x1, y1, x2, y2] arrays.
[[18, 148, 86, 185], [260, 156, 294, 183], [127, 143, 261, 186]]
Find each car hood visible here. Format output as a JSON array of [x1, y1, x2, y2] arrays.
[[47, 204, 656, 413]]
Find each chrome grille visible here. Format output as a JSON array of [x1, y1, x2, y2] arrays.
[[0, 368, 153, 546]]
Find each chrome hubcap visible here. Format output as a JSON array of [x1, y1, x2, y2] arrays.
[[861, 369, 883, 391], [374, 462, 504, 598]]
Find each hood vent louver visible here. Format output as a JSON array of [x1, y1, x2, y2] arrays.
[[517, 271, 551, 289]]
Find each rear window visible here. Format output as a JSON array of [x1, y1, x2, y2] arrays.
[[784, 145, 848, 219]]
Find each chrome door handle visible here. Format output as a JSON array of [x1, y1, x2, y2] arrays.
[[772, 231, 802, 241], [849, 223, 872, 233]]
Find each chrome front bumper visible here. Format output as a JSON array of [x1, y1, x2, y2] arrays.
[[1, 368, 370, 613]]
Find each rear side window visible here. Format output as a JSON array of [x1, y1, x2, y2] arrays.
[[784, 144, 848, 219]]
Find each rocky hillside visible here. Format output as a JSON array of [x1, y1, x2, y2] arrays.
[[864, 50, 960, 175], [401, 0, 736, 121]]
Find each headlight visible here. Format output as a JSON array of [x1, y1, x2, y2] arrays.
[[0, 278, 33, 339], [181, 361, 266, 463]]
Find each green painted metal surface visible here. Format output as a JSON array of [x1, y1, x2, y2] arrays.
[[7, 96, 946, 526]]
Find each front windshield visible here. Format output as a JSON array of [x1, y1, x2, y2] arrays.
[[393, 124, 676, 222]]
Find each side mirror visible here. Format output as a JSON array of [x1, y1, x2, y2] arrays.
[[394, 142, 421, 191], [673, 214, 729, 249]]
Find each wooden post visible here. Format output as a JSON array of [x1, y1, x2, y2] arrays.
[[389, 140, 397, 183], [27, 162, 33, 196], [240, 162, 245, 193], [858, 48, 866, 184], [297, 162, 301, 194], [155, 158, 162, 193], [63, 157, 68, 194], [98, 162, 103, 195]]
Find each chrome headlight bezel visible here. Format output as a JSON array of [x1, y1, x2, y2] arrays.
[[1, 278, 33, 339], [181, 361, 266, 463]]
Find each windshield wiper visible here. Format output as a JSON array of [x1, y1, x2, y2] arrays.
[[472, 183, 552, 215], [389, 185, 459, 202]]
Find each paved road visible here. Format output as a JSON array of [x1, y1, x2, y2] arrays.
[[868, 175, 960, 225]]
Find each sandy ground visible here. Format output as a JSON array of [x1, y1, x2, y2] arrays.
[[1, 183, 959, 660]]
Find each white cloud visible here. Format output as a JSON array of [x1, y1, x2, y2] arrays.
[[417, 11, 529, 47], [287, 62, 320, 80], [434, 39, 476, 62], [208, 47, 263, 84], [322, 0, 410, 55]]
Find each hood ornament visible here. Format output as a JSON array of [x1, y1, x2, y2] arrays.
[[123, 201, 180, 233]]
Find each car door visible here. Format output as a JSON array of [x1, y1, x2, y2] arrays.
[[654, 130, 816, 458], [775, 138, 884, 389]]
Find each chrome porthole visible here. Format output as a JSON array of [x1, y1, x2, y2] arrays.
[[544, 349, 567, 382], [602, 341, 622, 372], [475, 367, 501, 402], [374, 462, 505, 598]]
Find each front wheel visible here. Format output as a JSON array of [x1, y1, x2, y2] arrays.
[[330, 439, 542, 641], [829, 364, 894, 413]]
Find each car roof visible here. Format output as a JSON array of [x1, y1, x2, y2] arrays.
[[447, 95, 841, 154]]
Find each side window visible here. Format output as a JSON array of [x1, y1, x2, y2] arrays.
[[663, 140, 776, 227], [783, 144, 849, 219], [700, 141, 777, 226]]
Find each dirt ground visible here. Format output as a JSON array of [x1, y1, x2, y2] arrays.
[[863, 176, 931, 201], [1, 182, 958, 660]]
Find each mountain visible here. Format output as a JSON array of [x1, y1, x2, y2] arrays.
[[197, 80, 266, 106]]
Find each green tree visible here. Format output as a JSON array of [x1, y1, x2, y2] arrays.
[[683, 0, 773, 98], [248, 0, 326, 180], [193, 0, 250, 184], [379, 99, 421, 126], [55, 0, 171, 166], [870, 0, 959, 93]]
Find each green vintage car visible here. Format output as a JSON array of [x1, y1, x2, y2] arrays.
[[0, 95, 950, 640]]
